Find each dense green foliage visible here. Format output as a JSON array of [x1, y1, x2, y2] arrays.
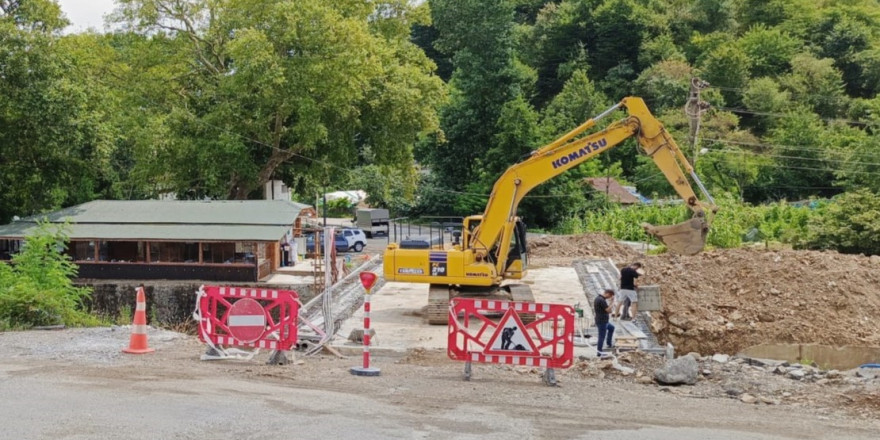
[[411, 0, 880, 233], [0, 223, 98, 330], [558, 194, 821, 250], [3, 1, 880, 256]]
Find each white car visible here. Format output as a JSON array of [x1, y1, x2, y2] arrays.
[[338, 228, 368, 252]]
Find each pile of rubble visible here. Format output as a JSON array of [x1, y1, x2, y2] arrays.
[[568, 351, 880, 417]]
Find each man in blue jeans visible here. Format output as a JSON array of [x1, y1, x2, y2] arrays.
[[593, 288, 616, 357]]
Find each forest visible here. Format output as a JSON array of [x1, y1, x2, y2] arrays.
[[2, 0, 880, 252]]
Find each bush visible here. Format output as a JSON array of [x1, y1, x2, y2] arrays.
[[0, 222, 98, 330], [803, 189, 880, 255], [557, 193, 820, 250]]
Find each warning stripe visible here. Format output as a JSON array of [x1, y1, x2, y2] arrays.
[[213, 335, 279, 350], [468, 352, 547, 367], [216, 287, 280, 300]]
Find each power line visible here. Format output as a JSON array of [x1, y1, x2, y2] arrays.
[[704, 138, 880, 161], [717, 106, 869, 126]]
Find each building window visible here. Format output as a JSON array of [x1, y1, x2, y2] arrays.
[[70, 241, 96, 261], [202, 242, 235, 264], [1, 239, 22, 260], [149, 242, 199, 263], [102, 241, 144, 262]]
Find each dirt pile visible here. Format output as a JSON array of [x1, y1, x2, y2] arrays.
[[529, 233, 880, 355], [643, 248, 880, 354], [529, 233, 643, 264]]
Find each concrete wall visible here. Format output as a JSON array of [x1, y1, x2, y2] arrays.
[[79, 281, 315, 325]]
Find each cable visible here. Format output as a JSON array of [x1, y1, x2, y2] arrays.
[[717, 106, 869, 126], [704, 138, 880, 161]]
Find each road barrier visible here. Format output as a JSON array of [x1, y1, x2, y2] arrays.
[[448, 298, 575, 385], [195, 286, 299, 362]]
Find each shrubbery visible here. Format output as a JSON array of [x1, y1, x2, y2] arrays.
[[0, 223, 98, 330], [557, 193, 826, 250]]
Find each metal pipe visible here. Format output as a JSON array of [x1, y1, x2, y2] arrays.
[[690, 170, 716, 205]]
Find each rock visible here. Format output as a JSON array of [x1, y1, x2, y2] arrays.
[[701, 369, 712, 376], [788, 369, 806, 380], [759, 396, 780, 405], [769, 288, 781, 295], [782, 392, 792, 398], [773, 366, 788, 375], [816, 378, 830, 385], [826, 369, 841, 379], [712, 354, 730, 364], [725, 322, 735, 330], [654, 356, 699, 385], [637, 375, 654, 384], [686, 352, 702, 361], [725, 386, 744, 397], [870, 255, 880, 265], [348, 328, 376, 343], [740, 393, 758, 404]]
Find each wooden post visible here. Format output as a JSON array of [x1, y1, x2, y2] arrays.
[[146, 241, 151, 263], [198, 242, 203, 264]]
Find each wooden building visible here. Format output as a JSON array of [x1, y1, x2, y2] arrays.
[[0, 200, 316, 282]]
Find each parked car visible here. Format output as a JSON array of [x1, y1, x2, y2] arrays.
[[305, 233, 350, 253], [305, 229, 367, 253], [338, 228, 368, 252]]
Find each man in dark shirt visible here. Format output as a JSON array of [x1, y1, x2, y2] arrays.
[[593, 288, 616, 356], [615, 262, 643, 320]]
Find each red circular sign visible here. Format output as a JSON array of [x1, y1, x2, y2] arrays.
[[227, 298, 266, 343]]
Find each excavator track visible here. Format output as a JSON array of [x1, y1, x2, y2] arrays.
[[426, 284, 536, 325]]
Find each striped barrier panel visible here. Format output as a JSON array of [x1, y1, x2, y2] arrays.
[[197, 286, 299, 351], [447, 298, 575, 369]]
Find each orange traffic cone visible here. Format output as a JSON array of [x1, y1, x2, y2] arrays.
[[123, 287, 155, 354]]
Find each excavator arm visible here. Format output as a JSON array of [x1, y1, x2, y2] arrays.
[[470, 97, 717, 273]]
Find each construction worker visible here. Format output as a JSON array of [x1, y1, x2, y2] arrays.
[[615, 262, 643, 320], [594, 288, 615, 357]]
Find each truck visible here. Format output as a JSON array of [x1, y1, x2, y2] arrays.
[[383, 97, 718, 324], [356, 208, 389, 238]]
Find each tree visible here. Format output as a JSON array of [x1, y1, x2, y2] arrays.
[[737, 25, 800, 78], [425, 0, 520, 196], [804, 189, 880, 256], [113, 0, 444, 200], [780, 54, 847, 118], [0, 2, 120, 223]]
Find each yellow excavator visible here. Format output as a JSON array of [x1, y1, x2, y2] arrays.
[[384, 97, 718, 324]]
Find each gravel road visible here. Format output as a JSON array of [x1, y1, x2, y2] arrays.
[[1, 327, 878, 439]]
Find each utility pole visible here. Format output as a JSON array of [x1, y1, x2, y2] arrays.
[[684, 77, 711, 166]]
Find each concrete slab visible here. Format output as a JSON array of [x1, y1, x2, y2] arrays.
[[332, 264, 606, 359]]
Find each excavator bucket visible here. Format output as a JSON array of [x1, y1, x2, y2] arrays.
[[642, 217, 709, 256]]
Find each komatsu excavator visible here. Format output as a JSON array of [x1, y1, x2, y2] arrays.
[[384, 97, 718, 324]]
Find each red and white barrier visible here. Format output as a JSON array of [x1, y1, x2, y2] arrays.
[[448, 298, 575, 384], [195, 286, 299, 359]]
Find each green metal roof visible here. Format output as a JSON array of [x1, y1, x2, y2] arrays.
[[0, 200, 314, 242]]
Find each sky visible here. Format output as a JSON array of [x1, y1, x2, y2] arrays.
[[57, 0, 117, 33]]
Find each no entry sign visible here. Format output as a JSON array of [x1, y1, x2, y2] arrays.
[[227, 298, 267, 343], [196, 286, 299, 351]]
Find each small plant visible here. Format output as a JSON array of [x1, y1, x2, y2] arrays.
[[0, 221, 99, 329], [117, 304, 132, 326]]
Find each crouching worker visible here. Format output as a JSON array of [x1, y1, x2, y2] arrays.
[[593, 288, 616, 357]]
